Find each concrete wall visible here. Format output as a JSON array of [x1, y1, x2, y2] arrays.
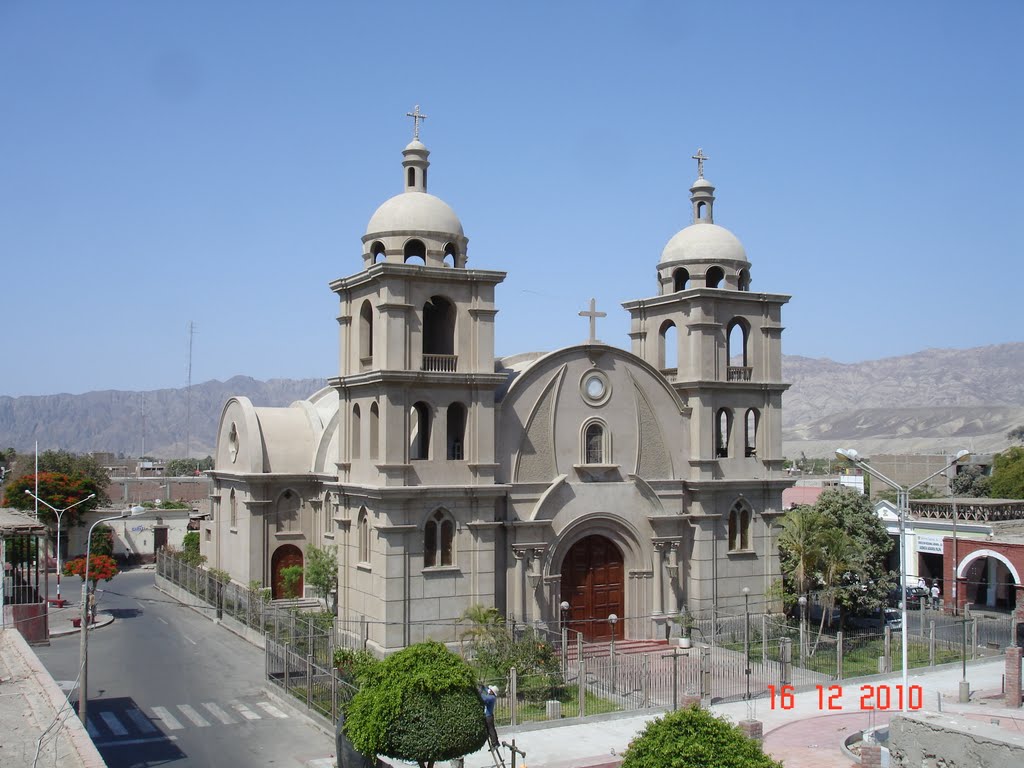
[[889, 712, 1024, 767]]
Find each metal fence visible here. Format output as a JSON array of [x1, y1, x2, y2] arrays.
[[157, 552, 1019, 727]]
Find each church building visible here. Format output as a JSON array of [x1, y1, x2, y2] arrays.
[[204, 113, 792, 654]]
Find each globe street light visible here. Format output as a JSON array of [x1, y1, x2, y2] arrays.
[[79, 505, 147, 726], [742, 586, 751, 701], [24, 490, 95, 602], [835, 448, 969, 712]]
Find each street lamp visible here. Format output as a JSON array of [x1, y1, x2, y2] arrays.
[[79, 505, 147, 726], [835, 447, 970, 712], [24, 490, 95, 602], [560, 601, 571, 675], [797, 594, 807, 668], [608, 613, 618, 694]]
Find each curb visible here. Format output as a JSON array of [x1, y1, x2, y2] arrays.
[[49, 611, 116, 638]]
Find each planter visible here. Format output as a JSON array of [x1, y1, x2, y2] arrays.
[[673, 636, 692, 649], [71, 618, 82, 628]]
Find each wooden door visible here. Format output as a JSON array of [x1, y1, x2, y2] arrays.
[[560, 535, 624, 642], [153, 528, 168, 553], [271, 544, 304, 599]]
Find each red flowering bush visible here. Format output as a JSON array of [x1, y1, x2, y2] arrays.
[[63, 554, 120, 585]]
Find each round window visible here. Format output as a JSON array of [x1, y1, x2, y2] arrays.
[[580, 370, 611, 406]]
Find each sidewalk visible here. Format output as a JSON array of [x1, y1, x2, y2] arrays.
[[313, 658, 1019, 768]]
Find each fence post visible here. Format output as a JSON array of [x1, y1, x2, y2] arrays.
[[284, 642, 291, 691], [577, 660, 585, 718], [509, 666, 518, 728], [920, 603, 925, 636], [701, 646, 711, 702], [972, 618, 978, 660], [642, 653, 649, 707], [929, 621, 936, 667], [883, 626, 892, 674], [837, 631, 844, 681], [331, 669, 338, 724], [762, 614, 768, 665], [306, 653, 313, 710], [779, 638, 792, 686]]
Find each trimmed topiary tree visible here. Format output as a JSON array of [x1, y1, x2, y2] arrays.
[[344, 641, 487, 768], [621, 706, 783, 768]]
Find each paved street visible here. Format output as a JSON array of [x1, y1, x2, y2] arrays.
[[35, 569, 333, 768]]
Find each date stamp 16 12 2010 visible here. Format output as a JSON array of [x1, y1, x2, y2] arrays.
[[766, 684, 924, 712]]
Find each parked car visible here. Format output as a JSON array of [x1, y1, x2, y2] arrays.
[[888, 586, 927, 609], [882, 608, 902, 630]]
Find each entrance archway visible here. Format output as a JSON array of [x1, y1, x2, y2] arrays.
[[560, 535, 624, 642], [959, 550, 1020, 611], [271, 544, 304, 599]]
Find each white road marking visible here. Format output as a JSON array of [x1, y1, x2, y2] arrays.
[[157, 617, 169, 625], [232, 702, 261, 721], [256, 701, 288, 719], [136, 601, 146, 610], [94, 735, 177, 747], [86, 717, 101, 738], [182, 634, 197, 645], [202, 702, 234, 725], [125, 708, 159, 734], [99, 711, 129, 736], [177, 704, 210, 727], [151, 706, 184, 731]]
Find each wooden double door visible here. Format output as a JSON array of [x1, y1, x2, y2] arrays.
[[560, 535, 624, 642]]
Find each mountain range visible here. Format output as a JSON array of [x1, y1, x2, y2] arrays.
[[1, 343, 1021, 460]]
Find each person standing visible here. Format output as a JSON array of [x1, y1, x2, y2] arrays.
[[931, 581, 941, 611], [481, 685, 498, 749]]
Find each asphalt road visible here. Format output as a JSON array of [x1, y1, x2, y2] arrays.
[[35, 569, 334, 768]]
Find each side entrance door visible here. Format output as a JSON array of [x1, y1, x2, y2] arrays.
[[271, 544, 304, 599], [560, 534, 624, 642]]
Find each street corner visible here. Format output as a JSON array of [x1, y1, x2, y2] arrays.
[[48, 610, 117, 638]]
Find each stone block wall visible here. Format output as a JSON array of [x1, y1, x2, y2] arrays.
[[888, 712, 1024, 767]]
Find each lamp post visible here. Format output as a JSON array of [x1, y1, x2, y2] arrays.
[[560, 601, 570, 676], [79, 505, 147, 726], [742, 586, 751, 701], [24, 490, 95, 602], [608, 613, 618, 694], [797, 594, 807, 668], [836, 448, 969, 712]]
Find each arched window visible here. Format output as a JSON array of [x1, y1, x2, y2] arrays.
[[729, 500, 752, 551], [706, 266, 724, 288], [410, 401, 431, 460], [276, 489, 300, 533], [357, 507, 370, 563], [359, 301, 373, 365], [447, 402, 466, 460], [727, 319, 750, 381], [738, 268, 751, 291], [407, 167, 416, 188], [351, 404, 361, 459], [424, 508, 455, 567], [584, 420, 607, 464], [370, 241, 386, 264], [745, 408, 759, 457], [673, 268, 689, 292], [404, 238, 426, 265], [659, 320, 678, 370], [324, 493, 334, 534], [422, 296, 456, 371], [697, 201, 707, 221], [229, 489, 237, 528], [443, 242, 458, 268], [716, 408, 732, 458], [369, 402, 380, 460]]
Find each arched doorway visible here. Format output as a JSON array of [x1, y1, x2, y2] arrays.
[[271, 544, 304, 599], [560, 535, 624, 642], [959, 550, 1020, 611]]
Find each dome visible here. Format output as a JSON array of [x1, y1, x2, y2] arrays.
[[365, 192, 464, 238], [660, 222, 747, 264]]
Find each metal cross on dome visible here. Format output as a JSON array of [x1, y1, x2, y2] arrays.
[[406, 105, 428, 140], [579, 298, 606, 343], [692, 148, 709, 179]]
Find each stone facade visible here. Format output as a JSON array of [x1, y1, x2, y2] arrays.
[[203, 130, 793, 654]]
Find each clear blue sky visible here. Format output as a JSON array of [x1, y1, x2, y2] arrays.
[[2, 1, 1021, 397]]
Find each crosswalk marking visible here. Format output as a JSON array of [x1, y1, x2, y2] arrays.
[[256, 701, 288, 719], [177, 704, 210, 727], [202, 702, 235, 725], [232, 702, 261, 721], [85, 717, 101, 738], [125, 708, 159, 734], [151, 706, 184, 731], [99, 711, 129, 736]]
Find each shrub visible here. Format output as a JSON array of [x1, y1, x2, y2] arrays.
[[621, 706, 783, 768], [280, 565, 304, 598], [180, 531, 206, 566]]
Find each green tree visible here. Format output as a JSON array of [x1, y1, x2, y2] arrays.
[[2, 471, 103, 524], [304, 544, 338, 607], [344, 641, 487, 768], [179, 531, 206, 566], [951, 465, 991, 498], [280, 565, 304, 598], [89, 524, 114, 558], [990, 446, 1024, 499], [620, 706, 782, 768], [165, 457, 214, 476]]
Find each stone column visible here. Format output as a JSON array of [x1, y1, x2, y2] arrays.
[[652, 543, 665, 616], [860, 744, 882, 768], [739, 720, 763, 743], [1006, 646, 1022, 709]]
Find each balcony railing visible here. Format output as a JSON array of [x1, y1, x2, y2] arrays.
[[422, 354, 458, 373], [726, 366, 752, 382]]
